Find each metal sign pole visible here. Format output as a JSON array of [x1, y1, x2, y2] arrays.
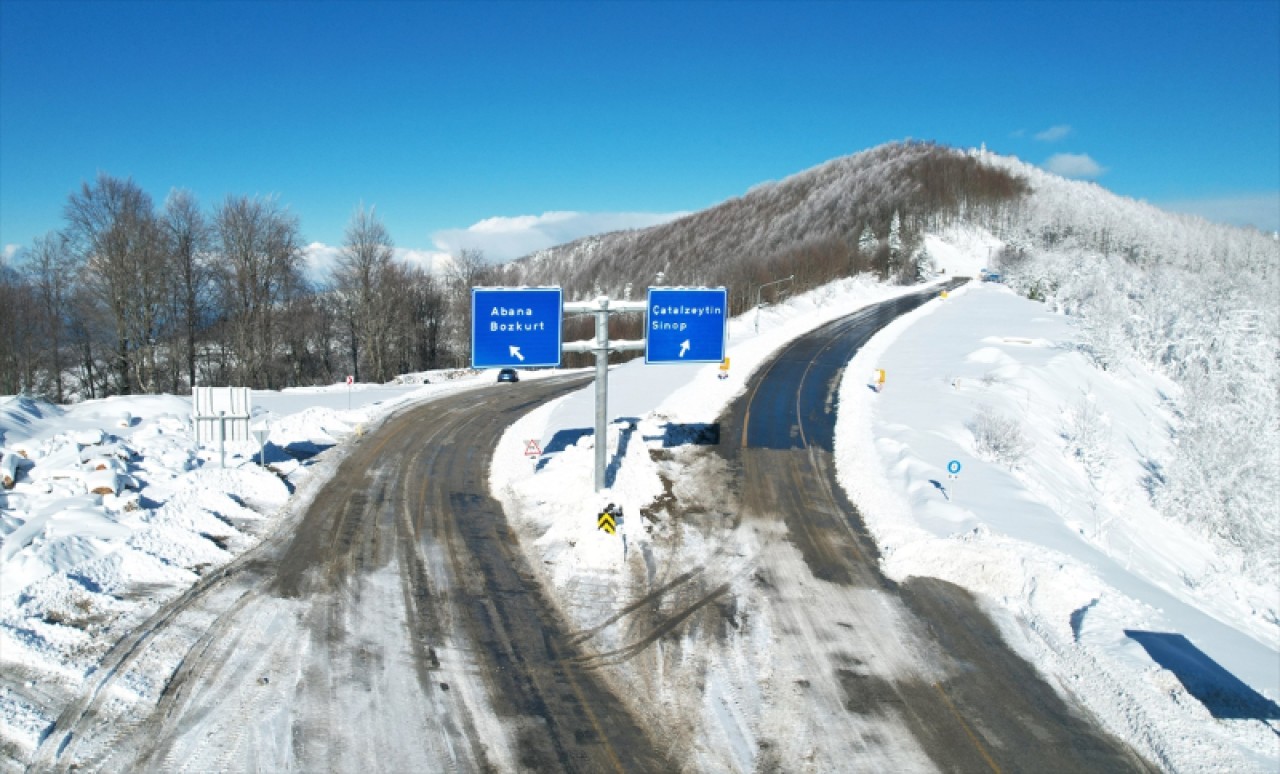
[[593, 301, 609, 491], [564, 295, 646, 492]]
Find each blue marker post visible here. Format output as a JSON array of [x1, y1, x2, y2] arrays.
[[946, 459, 961, 501]]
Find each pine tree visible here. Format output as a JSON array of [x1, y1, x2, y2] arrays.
[[858, 225, 877, 256], [913, 245, 933, 282]]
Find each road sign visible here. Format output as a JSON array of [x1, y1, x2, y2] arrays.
[[947, 459, 962, 476], [524, 440, 542, 457], [645, 287, 728, 364], [596, 509, 616, 534], [472, 287, 563, 368]]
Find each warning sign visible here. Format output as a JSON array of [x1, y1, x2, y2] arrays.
[[524, 440, 542, 458], [597, 503, 622, 535], [597, 511, 616, 534]]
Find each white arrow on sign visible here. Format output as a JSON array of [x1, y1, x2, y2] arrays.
[[509, 346, 525, 362], [679, 340, 690, 358]]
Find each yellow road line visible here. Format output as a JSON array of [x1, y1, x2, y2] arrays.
[[933, 682, 1002, 774]]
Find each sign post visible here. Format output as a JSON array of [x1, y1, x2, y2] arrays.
[[470, 286, 727, 494], [252, 426, 270, 467], [946, 459, 961, 501], [562, 296, 646, 491]]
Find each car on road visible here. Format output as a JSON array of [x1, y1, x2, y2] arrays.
[[496, 368, 519, 383]]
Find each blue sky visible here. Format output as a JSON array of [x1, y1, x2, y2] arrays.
[[2, 0, 1278, 268]]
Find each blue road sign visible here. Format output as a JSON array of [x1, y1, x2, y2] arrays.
[[645, 287, 728, 364], [472, 287, 563, 368], [947, 459, 962, 475]]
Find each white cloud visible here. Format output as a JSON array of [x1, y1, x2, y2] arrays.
[[393, 246, 453, 274], [1159, 193, 1280, 233], [302, 242, 343, 281], [1034, 124, 1073, 142], [1042, 153, 1107, 180], [430, 210, 688, 264], [2, 243, 22, 264], [303, 242, 452, 283]]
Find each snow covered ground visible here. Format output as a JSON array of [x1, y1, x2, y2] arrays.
[[3, 229, 1277, 771]]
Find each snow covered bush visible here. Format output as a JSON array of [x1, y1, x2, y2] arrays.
[[1062, 395, 1113, 487], [968, 404, 1028, 468]]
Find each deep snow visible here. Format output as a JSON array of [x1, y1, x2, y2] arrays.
[[2, 228, 1276, 771]]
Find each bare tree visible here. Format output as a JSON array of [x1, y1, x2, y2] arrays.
[[445, 247, 491, 367], [62, 173, 159, 394], [333, 205, 396, 382], [212, 195, 305, 388], [24, 232, 80, 401], [0, 252, 38, 395], [162, 189, 212, 393]]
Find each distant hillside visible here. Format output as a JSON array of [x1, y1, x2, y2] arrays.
[[493, 141, 1028, 312]]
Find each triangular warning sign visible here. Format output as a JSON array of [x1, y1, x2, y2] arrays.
[[524, 440, 542, 457]]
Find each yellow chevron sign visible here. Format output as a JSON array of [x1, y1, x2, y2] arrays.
[[597, 511, 616, 534]]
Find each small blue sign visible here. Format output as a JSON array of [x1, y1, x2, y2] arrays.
[[645, 287, 728, 364], [471, 287, 563, 369], [947, 460, 962, 475]]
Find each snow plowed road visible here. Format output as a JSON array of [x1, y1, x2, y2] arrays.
[[719, 284, 1156, 772]]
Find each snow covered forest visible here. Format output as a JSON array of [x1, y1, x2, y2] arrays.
[[3, 141, 1276, 582]]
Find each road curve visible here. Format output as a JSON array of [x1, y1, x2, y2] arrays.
[[719, 283, 1157, 772], [31, 374, 672, 773]]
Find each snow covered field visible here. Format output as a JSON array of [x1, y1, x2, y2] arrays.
[[2, 231, 1277, 771]]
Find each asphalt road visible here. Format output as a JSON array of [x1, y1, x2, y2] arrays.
[[717, 282, 1157, 772]]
